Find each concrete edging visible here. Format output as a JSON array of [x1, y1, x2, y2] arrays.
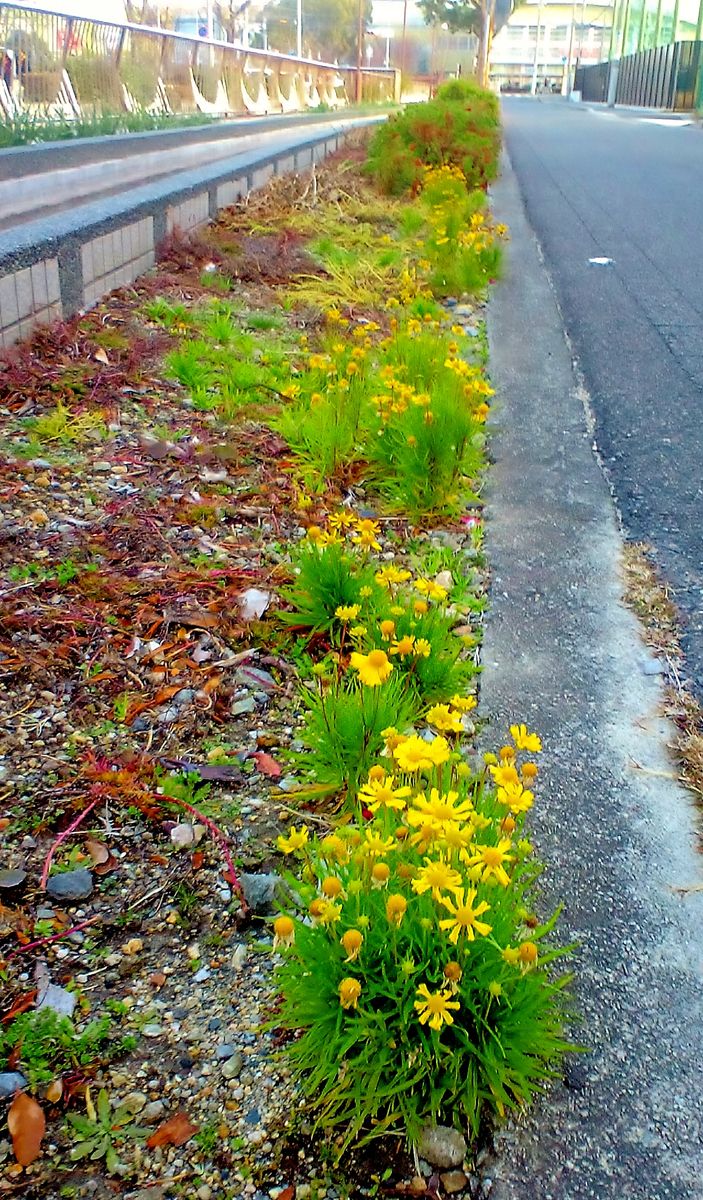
[[0, 116, 381, 348]]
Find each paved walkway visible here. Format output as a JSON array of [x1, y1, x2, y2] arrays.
[[480, 147, 703, 1200]]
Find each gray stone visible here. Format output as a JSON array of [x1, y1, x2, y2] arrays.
[[142, 1100, 166, 1124], [142, 1024, 163, 1038], [0, 1072, 27, 1099], [37, 982, 76, 1017], [0, 868, 27, 893], [120, 1091, 147, 1115], [416, 1124, 467, 1170], [215, 1043, 237, 1061], [46, 868, 93, 902], [231, 696, 257, 716], [221, 1051, 243, 1079], [240, 871, 280, 914]]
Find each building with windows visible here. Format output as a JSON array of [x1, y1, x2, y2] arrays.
[[490, 0, 613, 92]]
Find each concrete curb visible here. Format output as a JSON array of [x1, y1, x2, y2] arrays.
[[0, 114, 383, 348], [480, 147, 703, 1198]]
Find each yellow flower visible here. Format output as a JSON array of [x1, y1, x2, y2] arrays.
[[426, 704, 464, 734], [335, 603, 361, 621], [341, 929, 363, 962], [393, 736, 434, 773], [518, 940, 539, 969], [371, 861, 391, 888], [272, 915, 295, 950], [408, 788, 474, 828], [359, 586, 373, 599], [489, 762, 520, 788], [496, 782, 534, 815], [450, 694, 477, 713], [425, 736, 451, 766], [521, 762, 539, 781], [339, 977, 362, 1009], [414, 638, 432, 658], [379, 619, 396, 640], [317, 900, 342, 926], [386, 893, 407, 925], [363, 830, 397, 857], [349, 648, 393, 687], [414, 578, 448, 603], [382, 725, 405, 751], [439, 888, 492, 943], [414, 599, 429, 616], [463, 839, 514, 887], [509, 724, 542, 753], [414, 984, 460, 1031], [328, 509, 357, 531], [358, 774, 412, 813], [349, 624, 367, 638], [321, 876, 344, 899], [277, 825, 309, 854], [412, 856, 463, 901], [306, 525, 324, 544], [391, 635, 415, 657], [488, 980, 503, 998], [375, 565, 412, 588], [443, 960, 463, 992]]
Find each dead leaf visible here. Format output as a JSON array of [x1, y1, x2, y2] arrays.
[[45, 1079, 63, 1104], [146, 1111, 199, 1148], [162, 606, 219, 630], [2, 990, 37, 1024], [252, 752, 282, 778], [191, 850, 204, 870], [277, 1189, 295, 1200], [149, 971, 166, 988], [93, 853, 117, 876], [85, 840, 109, 865], [93, 347, 110, 366], [8, 1092, 46, 1166]]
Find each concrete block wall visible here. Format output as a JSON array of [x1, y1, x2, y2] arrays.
[[0, 120, 370, 350]]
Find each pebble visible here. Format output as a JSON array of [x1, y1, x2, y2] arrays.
[[232, 696, 257, 716], [142, 1024, 163, 1038], [197, 1187, 213, 1200], [215, 1044, 237, 1061], [121, 1091, 147, 1114], [440, 1171, 469, 1194], [0, 868, 27, 894], [240, 872, 280, 915], [46, 868, 93, 902], [416, 1124, 467, 1169], [142, 1100, 166, 1123], [221, 1052, 244, 1079], [0, 1072, 27, 1099]]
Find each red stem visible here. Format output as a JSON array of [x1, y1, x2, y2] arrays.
[[6, 917, 100, 962], [156, 794, 247, 911], [40, 797, 101, 890]]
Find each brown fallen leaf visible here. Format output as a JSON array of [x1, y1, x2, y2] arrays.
[[149, 971, 167, 989], [93, 347, 110, 366], [277, 1188, 295, 1200], [252, 751, 282, 778], [191, 850, 204, 871], [146, 1111, 199, 1148], [8, 1092, 46, 1166], [45, 1078, 63, 1104], [85, 839, 109, 865]]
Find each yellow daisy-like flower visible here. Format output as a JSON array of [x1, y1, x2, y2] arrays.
[[408, 788, 474, 828], [393, 736, 434, 773], [375, 565, 412, 588], [317, 900, 342, 926], [411, 856, 463, 901], [341, 929, 363, 962], [414, 983, 460, 1031], [276, 825, 309, 854], [358, 774, 412, 813], [386, 893, 407, 924], [414, 600, 429, 616], [328, 510, 357, 530], [489, 762, 520, 788], [414, 579, 448, 603], [391, 635, 416, 657], [371, 861, 391, 888], [426, 704, 464, 734], [363, 830, 397, 858], [509, 724, 542, 753], [349, 624, 367, 638], [439, 888, 492, 944], [335, 604, 361, 621], [379, 619, 396, 640], [339, 977, 362, 1009], [349, 649, 393, 687], [321, 876, 345, 899], [320, 834, 349, 863], [518, 940, 539, 969], [425, 736, 451, 766], [272, 915, 295, 950], [496, 782, 534, 815], [306, 525, 324, 544], [381, 725, 406, 751], [450, 694, 477, 713], [414, 638, 432, 658], [359, 586, 373, 599], [463, 839, 514, 887], [521, 762, 539, 781]]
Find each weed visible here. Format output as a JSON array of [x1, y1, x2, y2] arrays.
[[0, 1009, 131, 1089], [24, 401, 107, 445], [66, 1088, 148, 1175]]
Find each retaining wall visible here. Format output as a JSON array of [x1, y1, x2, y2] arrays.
[[0, 117, 379, 348]]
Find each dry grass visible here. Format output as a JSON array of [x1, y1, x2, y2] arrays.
[[621, 541, 703, 806]]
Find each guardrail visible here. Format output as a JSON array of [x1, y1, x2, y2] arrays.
[[0, 2, 399, 120], [575, 40, 702, 110]]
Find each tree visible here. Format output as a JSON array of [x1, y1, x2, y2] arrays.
[[417, 0, 498, 85], [263, 0, 372, 62]]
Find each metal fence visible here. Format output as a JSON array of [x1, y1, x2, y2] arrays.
[[0, 2, 399, 121], [575, 39, 703, 110]]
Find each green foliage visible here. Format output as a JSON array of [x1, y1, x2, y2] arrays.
[[0, 1009, 134, 1089], [66, 1088, 148, 1176], [262, 0, 372, 60], [25, 401, 107, 445], [366, 82, 500, 197], [279, 540, 381, 635], [273, 743, 573, 1149], [0, 108, 218, 150], [295, 675, 419, 796]]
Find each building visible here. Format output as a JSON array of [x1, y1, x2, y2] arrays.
[[490, 0, 614, 92]]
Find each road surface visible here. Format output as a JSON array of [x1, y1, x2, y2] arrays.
[[500, 96, 703, 694]]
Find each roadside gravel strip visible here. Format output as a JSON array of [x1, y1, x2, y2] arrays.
[[480, 149, 703, 1199]]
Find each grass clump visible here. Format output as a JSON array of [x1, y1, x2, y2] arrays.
[[0, 1008, 136, 1089]]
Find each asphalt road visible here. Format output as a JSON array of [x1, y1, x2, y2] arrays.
[[501, 96, 703, 693]]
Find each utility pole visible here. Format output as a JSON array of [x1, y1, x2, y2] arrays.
[[563, 0, 576, 93], [530, 0, 543, 93], [296, 0, 302, 57], [207, 0, 214, 38], [400, 0, 408, 82]]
